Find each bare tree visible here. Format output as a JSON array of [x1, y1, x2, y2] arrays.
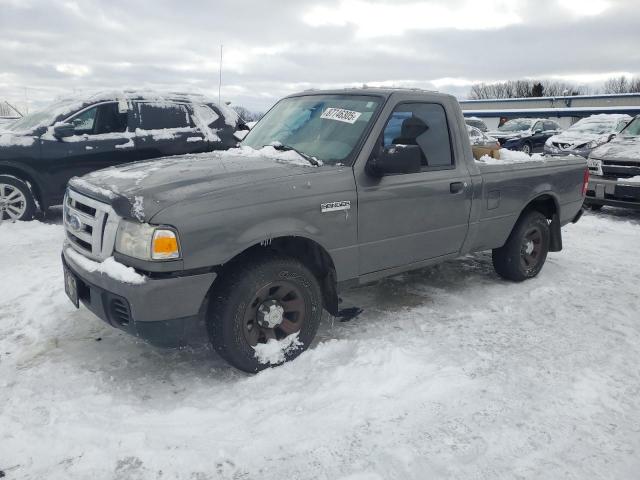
[[232, 105, 264, 122], [468, 79, 588, 99], [603, 76, 640, 94]]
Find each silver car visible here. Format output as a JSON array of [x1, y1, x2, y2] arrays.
[[544, 114, 631, 158]]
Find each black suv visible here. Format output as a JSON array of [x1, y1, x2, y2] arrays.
[[0, 91, 245, 221]]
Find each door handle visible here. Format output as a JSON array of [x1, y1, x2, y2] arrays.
[[450, 182, 465, 194]]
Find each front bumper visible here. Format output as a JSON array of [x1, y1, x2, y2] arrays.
[[62, 248, 217, 346], [585, 176, 640, 210]]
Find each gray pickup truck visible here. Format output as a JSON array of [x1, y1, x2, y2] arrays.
[[62, 88, 588, 372]]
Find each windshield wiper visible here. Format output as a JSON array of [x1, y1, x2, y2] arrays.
[[270, 143, 320, 166]]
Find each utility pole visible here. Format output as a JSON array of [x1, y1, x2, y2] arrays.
[[218, 44, 223, 105]]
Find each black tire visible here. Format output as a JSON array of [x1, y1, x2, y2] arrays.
[[520, 142, 532, 155], [208, 253, 323, 373], [0, 175, 36, 222], [492, 210, 550, 282], [588, 204, 603, 211]]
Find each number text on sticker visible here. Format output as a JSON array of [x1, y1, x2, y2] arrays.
[[320, 108, 362, 124]]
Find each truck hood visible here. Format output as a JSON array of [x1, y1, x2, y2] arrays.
[[69, 146, 318, 221], [590, 136, 640, 162]]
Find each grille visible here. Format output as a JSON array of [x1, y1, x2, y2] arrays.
[[601, 160, 640, 179], [64, 189, 120, 261], [109, 297, 131, 326]]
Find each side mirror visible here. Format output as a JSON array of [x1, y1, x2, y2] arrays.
[[533, 128, 544, 135], [233, 130, 249, 142], [53, 123, 75, 139], [367, 145, 422, 177], [607, 133, 617, 142]]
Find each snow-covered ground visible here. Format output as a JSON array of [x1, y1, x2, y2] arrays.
[[1, 208, 640, 479]]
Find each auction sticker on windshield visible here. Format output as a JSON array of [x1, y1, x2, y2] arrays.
[[321, 108, 362, 124]]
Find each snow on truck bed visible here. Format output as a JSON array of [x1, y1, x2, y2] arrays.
[[1, 211, 640, 479]]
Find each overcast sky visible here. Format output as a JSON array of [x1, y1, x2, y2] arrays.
[[1, 0, 639, 113]]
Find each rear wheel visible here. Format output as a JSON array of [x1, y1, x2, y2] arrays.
[[208, 253, 323, 372], [0, 175, 36, 222], [588, 203, 603, 211], [492, 211, 550, 282]]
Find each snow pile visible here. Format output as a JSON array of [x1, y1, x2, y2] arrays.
[[477, 148, 547, 165], [253, 332, 302, 365], [65, 247, 145, 284], [221, 145, 322, 167]]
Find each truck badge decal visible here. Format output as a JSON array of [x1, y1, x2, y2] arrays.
[[321, 201, 351, 213]]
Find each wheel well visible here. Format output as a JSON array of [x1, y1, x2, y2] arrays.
[[224, 237, 340, 315], [0, 167, 43, 210], [521, 194, 562, 252]]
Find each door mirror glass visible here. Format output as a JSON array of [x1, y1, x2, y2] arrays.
[[367, 145, 422, 177], [53, 123, 75, 138]]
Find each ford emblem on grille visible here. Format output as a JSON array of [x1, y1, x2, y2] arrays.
[[67, 213, 82, 232]]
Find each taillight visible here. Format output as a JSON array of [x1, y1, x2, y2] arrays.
[[582, 168, 590, 196]]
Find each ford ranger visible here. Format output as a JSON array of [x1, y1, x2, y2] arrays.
[[61, 88, 588, 372]]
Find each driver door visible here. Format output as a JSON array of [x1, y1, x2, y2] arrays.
[[41, 102, 137, 201], [356, 102, 472, 274]]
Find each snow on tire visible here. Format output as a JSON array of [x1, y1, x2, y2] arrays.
[[207, 253, 323, 373]]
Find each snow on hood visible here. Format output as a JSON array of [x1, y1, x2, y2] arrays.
[[0, 132, 36, 147], [590, 135, 640, 161], [547, 131, 609, 145], [68, 146, 321, 221]]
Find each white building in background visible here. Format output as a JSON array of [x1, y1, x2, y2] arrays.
[[460, 93, 640, 130]]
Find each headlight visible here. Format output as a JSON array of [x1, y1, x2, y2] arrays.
[[115, 220, 181, 260]]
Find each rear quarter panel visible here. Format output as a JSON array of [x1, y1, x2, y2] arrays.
[[463, 157, 587, 253]]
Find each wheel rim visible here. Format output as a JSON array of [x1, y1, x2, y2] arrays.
[[0, 183, 27, 221], [522, 144, 531, 155], [242, 280, 306, 346], [520, 226, 542, 272]]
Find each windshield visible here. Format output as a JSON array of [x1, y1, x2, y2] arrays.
[[6, 98, 79, 132], [242, 94, 382, 164], [620, 117, 640, 137], [567, 119, 618, 135], [498, 119, 533, 132]]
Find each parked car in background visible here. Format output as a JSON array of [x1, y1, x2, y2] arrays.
[[488, 118, 562, 155], [467, 125, 500, 160], [465, 117, 488, 132], [544, 114, 631, 158], [585, 115, 640, 210], [0, 90, 245, 221]]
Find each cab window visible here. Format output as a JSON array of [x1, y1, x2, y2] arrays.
[[382, 103, 453, 170], [69, 103, 128, 135], [137, 102, 192, 130]]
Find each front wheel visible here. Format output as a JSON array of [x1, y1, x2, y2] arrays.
[[492, 211, 550, 282], [208, 253, 323, 372], [520, 142, 532, 155], [0, 175, 36, 222]]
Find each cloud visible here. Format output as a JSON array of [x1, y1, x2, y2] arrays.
[[303, 0, 523, 37], [0, 0, 638, 113], [55, 63, 91, 77]]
